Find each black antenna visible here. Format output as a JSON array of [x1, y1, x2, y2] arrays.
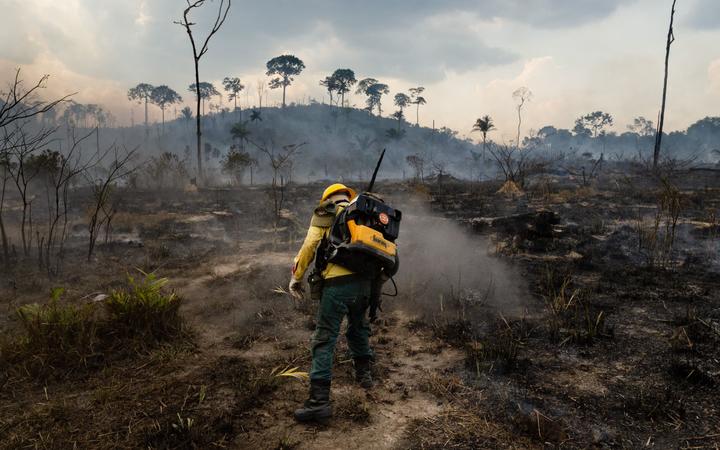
[[366, 148, 386, 192]]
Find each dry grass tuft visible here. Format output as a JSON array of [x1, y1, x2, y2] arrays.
[[497, 180, 524, 196], [275, 435, 300, 449], [419, 371, 466, 401], [402, 408, 523, 449], [512, 406, 568, 444], [430, 317, 475, 346], [465, 315, 532, 375], [335, 390, 371, 423], [539, 266, 610, 345], [635, 178, 685, 268], [617, 382, 687, 423]]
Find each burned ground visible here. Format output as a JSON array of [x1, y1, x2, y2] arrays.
[[1, 174, 720, 449]]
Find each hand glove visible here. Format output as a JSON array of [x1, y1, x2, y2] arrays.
[[289, 278, 304, 300]]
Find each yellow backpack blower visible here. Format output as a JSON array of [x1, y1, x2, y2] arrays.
[[324, 149, 401, 275]]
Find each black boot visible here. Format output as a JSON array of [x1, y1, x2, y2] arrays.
[[354, 357, 374, 389], [294, 379, 332, 422]]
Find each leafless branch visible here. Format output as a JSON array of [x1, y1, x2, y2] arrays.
[[0, 69, 74, 129], [85, 144, 140, 261]]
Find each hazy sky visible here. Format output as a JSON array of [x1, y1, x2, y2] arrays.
[[1, 0, 719, 142]]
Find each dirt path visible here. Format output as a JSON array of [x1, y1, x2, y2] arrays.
[[236, 310, 463, 450], [172, 247, 464, 449]]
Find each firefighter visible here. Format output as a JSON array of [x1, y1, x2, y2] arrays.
[[289, 183, 375, 422]]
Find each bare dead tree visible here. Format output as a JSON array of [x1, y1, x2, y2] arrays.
[[512, 87, 532, 148], [248, 157, 258, 185], [431, 159, 448, 182], [406, 154, 426, 182], [4, 125, 55, 256], [634, 142, 697, 182], [0, 69, 71, 265], [175, 0, 231, 184], [40, 128, 96, 275], [0, 150, 10, 265], [561, 154, 605, 187], [101, 190, 123, 246], [248, 137, 305, 217], [256, 79, 266, 109], [487, 143, 538, 187], [85, 145, 138, 262], [653, 0, 677, 170]]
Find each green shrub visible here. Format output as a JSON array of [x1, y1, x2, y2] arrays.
[[1, 272, 186, 379], [10, 288, 98, 369], [106, 270, 184, 341]]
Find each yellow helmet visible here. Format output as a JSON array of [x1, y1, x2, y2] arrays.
[[321, 183, 356, 203]]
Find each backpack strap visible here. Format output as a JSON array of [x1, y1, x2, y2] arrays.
[[310, 200, 336, 228]]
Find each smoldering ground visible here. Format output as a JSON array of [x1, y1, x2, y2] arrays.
[[380, 196, 530, 323], [3, 179, 720, 449], [173, 187, 531, 344]]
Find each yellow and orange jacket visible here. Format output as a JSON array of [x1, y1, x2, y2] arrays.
[[292, 201, 352, 281]]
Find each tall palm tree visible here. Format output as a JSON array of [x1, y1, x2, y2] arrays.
[[222, 77, 245, 114], [266, 54, 305, 108], [127, 83, 155, 132], [409, 87, 426, 126], [320, 75, 339, 105], [332, 69, 356, 107], [394, 93, 411, 113], [356, 78, 389, 116], [472, 115, 496, 159], [413, 96, 426, 126], [230, 121, 251, 151], [150, 85, 182, 133]]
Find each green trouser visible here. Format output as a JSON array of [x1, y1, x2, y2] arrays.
[[310, 275, 373, 382]]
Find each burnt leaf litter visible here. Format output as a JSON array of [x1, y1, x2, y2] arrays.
[[1, 176, 719, 449]]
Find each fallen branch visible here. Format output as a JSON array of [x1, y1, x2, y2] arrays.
[[697, 318, 720, 338]]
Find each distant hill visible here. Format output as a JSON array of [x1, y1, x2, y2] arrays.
[[84, 103, 481, 183], [51, 104, 720, 185]]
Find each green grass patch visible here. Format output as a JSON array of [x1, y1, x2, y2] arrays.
[[1, 288, 100, 376], [1, 271, 187, 379]]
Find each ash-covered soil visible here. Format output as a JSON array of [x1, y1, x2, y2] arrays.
[[1, 175, 719, 449]]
